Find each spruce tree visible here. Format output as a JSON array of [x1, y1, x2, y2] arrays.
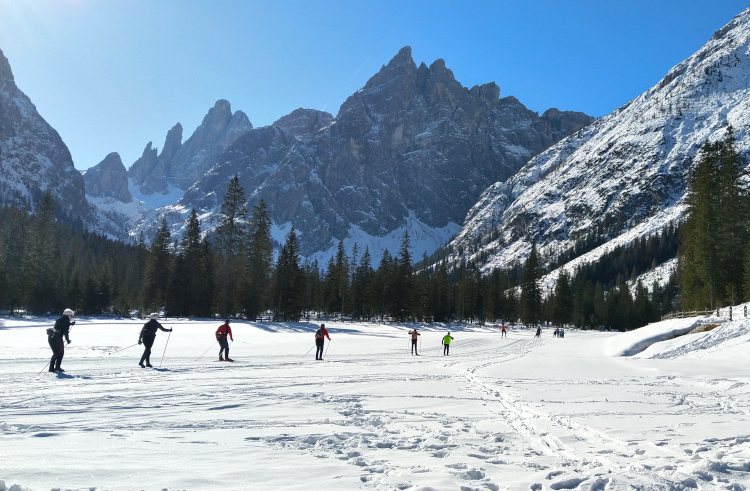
[[273, 228, 303, 321], [143, 219, 172, 311], [241, 199, 273, 320], [519, 243, 542, 326], [216, 175, 247, 316], [551, 269, 573, 326], [393, 231, 413, 321]]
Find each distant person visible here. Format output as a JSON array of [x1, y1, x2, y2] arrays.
[[138, 313, 172, 368], [408, 328, 421, 355], [535, 327, 541, 338], [442, 332, 454, 356], [560, 329, 565, 338], [216, 319, 234, 361], [48, 309, 74, 372], [315, 324, 331, 360], [501, 323, 507, 338], [554, 328, 559, 338]]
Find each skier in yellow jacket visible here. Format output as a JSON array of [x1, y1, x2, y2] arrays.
[[442, 332, 454, 356]]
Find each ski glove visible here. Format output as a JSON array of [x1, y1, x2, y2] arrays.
[[67, 340, 71, 344], [70, 321, 76, 326], [138, 339, 142, 345]]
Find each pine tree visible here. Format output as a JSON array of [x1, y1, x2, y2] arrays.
[[520, 243, 542, 326], [240, 199, 273, 320], [353, 247, 373, 319], [216, 175, 247, 316], [143, 219, 172, 311], [393, 231, 413, 321], [431, 260, 452, 322], [551, 269, 573, 326], [273, 228, 303, 321]]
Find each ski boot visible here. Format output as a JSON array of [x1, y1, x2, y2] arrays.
[[145, 362, 153, 368], [139, 362, 145, 368], [226, 358, 234, 362], [219, 355, 224, 361]]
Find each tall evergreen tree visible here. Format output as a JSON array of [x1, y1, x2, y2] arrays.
[[241, 199, 273, 319], [143, 219, 172, 311], [273, 228, 303, 321], [551, 269, 574, 326], [216, 175, 247, 316], [520, 243, 542, 326], [393, 231, 413, 321]]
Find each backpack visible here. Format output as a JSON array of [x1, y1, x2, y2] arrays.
[[315, 329, 322, 339]]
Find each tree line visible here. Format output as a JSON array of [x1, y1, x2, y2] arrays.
[[680, 126, 750, 310], [1, 174, 680, 328]]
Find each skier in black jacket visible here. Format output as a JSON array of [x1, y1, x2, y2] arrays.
[[48, 308, 74, 372], [138, 313, 172, 367]]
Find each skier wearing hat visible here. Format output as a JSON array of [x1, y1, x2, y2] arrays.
[[216, 319, 233, 361], [48, 308, 74, 372], [314, 323, 330, 360], [138, 313, 172, 368], [442, 332, 454, 356]]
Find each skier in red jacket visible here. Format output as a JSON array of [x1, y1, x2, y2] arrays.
[[315, 324, 331, 360], [216, 320, 233, 361]]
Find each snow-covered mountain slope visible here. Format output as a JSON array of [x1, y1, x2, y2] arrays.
[[448, 6, 750, 276], [138, 47, 592, 261], [83, 152, 149, 239], [0, 48, 96, 228]]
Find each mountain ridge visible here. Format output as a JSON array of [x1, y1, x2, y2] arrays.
[[444, 6, 750, 289]]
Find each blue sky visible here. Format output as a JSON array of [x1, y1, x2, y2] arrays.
[[2, 0, 748, 170]]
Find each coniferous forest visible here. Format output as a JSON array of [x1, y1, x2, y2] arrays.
[[1, 171, 687, 329]]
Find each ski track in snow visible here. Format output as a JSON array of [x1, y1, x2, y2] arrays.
[[1, 319, 749, 490]]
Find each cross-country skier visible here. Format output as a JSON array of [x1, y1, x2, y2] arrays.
[[408, 328, 421, 355], [138, 313, 172, 367], [315, 324, 331, 360], [216, 319, 233, 361], [535, 326, 541, 338], [554, 327, 559, 338], [48, 308, 74, 372], [442, 332, 454, 356], [501, 323, 507, 338]]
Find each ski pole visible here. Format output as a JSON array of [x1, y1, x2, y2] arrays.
[[39, 345, 66, 375], [302, 345, 315, 358], [159, 330, 172, 368], [323, 338, 332, 360], [107, 343, 139, 355], [196, 340, 216, 361]]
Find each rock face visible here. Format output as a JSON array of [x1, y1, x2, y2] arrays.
[[0, 48, 94, 227], [448, 6, 750, 278], [83, 152, 132, 202], [127, 100, 252, 195], [145, 47, 592, 259]]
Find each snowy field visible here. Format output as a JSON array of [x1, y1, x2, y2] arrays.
[[1, 317, 749, 491]]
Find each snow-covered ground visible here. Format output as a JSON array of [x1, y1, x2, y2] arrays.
[[1, 317, 749, 491]]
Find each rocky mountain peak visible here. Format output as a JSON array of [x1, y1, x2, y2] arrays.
[[202, 99, 233, 133], [160, 123, 183, 165], [83, 152, 132, 203], [0, 48, 95, 228], [272, 108, 334, 136], [1, 48, 17, 91], [142, 47, 593, 260]]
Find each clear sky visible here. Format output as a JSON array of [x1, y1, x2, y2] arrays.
[[2, 0, 748, 170]]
